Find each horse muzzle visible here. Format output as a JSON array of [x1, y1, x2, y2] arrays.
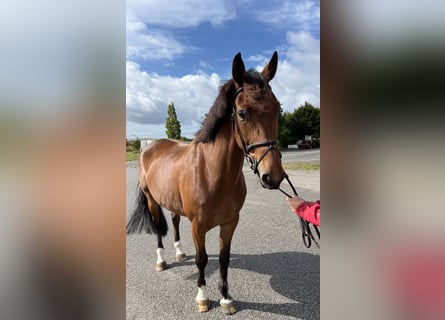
[[260, 172, 285, 189]]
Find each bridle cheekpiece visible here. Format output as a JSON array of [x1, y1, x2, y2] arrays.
[[232, 87, 279, 175]]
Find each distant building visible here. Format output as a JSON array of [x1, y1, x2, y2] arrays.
[[140, 139, 155, 152]]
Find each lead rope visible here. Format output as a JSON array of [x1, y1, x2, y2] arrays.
[[279, 174, 320, 249], [232, 86, 319, 248]]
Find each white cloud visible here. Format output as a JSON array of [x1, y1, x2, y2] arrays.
[[198, 60, 213, 70], [271, 31, 320, 110], [284, 31, 319, 72], [246, 54, 267, 63], [126, 0, 239, 61], [126, 61, 221, 138], [286, 30, 319, 53], [127, 0, 236, 28], [254, 0, 319, 32], [272, 60, 320, 110], [125, 1, 319, 137], [126, 29, 320, 138], [126, 15, 189, 61], [244, 32, 319, 111]]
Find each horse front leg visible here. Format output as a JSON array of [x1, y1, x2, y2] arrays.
[[191, 222, 209, 312], [171, 213, 187, 262], [218, 217, 239, 315]]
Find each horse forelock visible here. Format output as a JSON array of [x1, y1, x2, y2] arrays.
[[243, 70, 279, 113], [244, 69, 265, 87]]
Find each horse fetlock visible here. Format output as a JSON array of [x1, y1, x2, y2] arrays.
[[155, 248, 167, 271], [196, 299, 209, 313], [176, 253, 187, 262], [174, 241, 187, 262], [220, 298, 237, 315], [195, 286, 210, 312], [155, 261, 167, 272]]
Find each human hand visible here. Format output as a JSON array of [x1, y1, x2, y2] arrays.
[[286, 196, 305, 211]]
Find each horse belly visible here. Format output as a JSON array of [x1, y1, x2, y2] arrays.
[[147, 174, 184, 214], [142, 168, 183, 215]]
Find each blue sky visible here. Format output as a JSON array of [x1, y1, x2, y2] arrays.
[[126, 0, 320, 139]]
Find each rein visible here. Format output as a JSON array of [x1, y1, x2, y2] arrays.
[[232, 87, 320, 249]]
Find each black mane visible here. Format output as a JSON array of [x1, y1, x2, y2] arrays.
[[194, 80, 236, 143], [194, 70, 265, 143]]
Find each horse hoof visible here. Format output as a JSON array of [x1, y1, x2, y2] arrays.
[[220, 300, 237, 315], [196, 299, 209, 313], [155, 261, 167, 272], [176, 253, 187, 262]]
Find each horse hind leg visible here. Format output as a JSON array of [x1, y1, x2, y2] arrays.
[[172, 213, 187, 262], [145, 190, 169, 272], [155, 229, 167, 272]]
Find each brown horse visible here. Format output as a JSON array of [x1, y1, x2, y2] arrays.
[[126, 51, 285, 314]]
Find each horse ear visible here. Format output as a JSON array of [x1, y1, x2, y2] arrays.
[[232, 52, 245, 87], [262, 51, 278, 82]]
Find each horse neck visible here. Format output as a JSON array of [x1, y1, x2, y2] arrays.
[[204, 119, 244, 178]]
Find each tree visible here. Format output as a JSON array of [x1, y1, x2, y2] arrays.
[[278, 101, 320, 148], [278, 108, 295, 148], [294, 101, 320, 140], [165, 102, 181, 139], [133, 138, 141, 151]]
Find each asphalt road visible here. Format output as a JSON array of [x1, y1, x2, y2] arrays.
[[126, 150, 320, 319], [281, 149, 320, 164]]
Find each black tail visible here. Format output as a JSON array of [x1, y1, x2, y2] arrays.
[[126, 185, 168, 236]]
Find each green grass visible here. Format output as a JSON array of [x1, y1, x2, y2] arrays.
[[283, 162, 320, 171], [126, 151, 140, 161], [126, 151, 320, 171]]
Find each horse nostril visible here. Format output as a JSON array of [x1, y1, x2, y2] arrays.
[[261, 174, 271, 187]]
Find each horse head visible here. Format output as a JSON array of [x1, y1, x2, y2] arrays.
[[232, 51, 285, 189]]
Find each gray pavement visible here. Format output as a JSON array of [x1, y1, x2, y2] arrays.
[[126, 151, 320, 319]]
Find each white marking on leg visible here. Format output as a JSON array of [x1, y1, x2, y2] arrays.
[[196, 285, 208, 302], [220, 298, 233, 305], [156, 248, 165, 264], [174, 241, 185, 256]]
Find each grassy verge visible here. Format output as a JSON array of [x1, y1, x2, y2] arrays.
[[283, 162, 320, 171], [126, 151, 140, 161], [126, 151, 319, 171]]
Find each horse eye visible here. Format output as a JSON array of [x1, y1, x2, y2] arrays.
[[237, 110, 247, 122]]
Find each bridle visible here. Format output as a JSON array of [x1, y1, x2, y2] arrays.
[[231, 87, 279, 175], [232, 86, 320, 249]]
